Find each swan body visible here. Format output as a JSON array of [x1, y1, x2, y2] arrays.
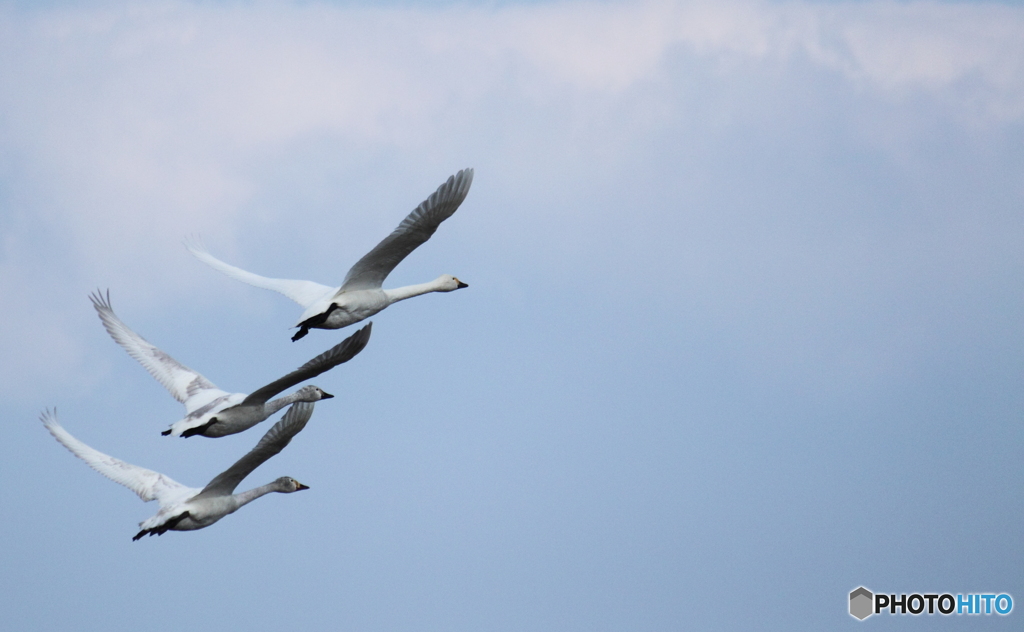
[[168, 384, 327, 439], [90, 290, 371, 437], [298, 276, 466, 333], [40, 403, 315, 540], [187, 168, 473, 341]]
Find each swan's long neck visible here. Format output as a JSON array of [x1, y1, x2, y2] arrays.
[[383, 279, 445, 304], [233, 481, 288, 509], [264, 391, 307, 417]]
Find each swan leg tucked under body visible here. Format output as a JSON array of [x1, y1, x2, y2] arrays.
[[186, 168, 473, 341], [41, 403, 315, 540], [89, 290, 370, 437]]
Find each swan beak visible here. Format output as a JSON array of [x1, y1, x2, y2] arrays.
[[296, 482, 310, 491], [320, 391, 334, 400], [456, 279, 468, 289]]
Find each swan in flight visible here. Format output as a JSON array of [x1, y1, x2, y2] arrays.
[[41, 403, 315, 540], [187, 168, 473, 341], [90, 290, 371, 437]]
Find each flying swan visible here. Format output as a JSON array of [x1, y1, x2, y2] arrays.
[[41, 403, 316, 540], [186, 168, 473, 341], [90, 290, 371, 438]]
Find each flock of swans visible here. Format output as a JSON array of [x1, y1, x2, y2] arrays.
[[42, 168, 474, 540]]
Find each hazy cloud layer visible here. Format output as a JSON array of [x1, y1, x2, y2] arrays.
[[2, 0, 1021, 400], [2, 2, 1022, 630]]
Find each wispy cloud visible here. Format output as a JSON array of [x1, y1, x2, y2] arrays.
[[0, 0, 1022, 401]]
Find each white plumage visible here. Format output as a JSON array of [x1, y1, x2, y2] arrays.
[[41, 403, 315, 540], [90, 290, 371, 437], [187, 168, 473, 341]]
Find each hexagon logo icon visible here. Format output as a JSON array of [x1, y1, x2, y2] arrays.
[[850, 587, 874, 620]]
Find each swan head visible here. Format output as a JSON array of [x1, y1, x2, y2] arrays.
[[275, 476, 310, 492], [436, 274, 469, 292], [295, 384, 334, 401]]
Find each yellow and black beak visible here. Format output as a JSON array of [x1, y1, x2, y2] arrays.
[[456, 279, 469, 289], [296, 482, 310, 491]]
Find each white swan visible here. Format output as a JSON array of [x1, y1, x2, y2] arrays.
[[90, 290, 371, 438], [41, 403, 315, 540], [187, 168, 473, 341]]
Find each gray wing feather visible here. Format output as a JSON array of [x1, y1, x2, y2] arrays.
[[197, 402, 315, 497], [41, 409, 190, 508], [339, 169, 473, 292], [241, 323, 372, 405], [90, 290, 219, 406]]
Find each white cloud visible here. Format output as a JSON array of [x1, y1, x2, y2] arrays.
[[0, 0, 1022, 402], [2, 7, 1023, 627]]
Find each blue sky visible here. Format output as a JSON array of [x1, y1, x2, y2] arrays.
[[1, 1, 1022, 630]]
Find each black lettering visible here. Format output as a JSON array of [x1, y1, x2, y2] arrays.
[[891, 594, 907, 614], [908, 594, 924, 614], [875, 594, 890, 614], [924, 594, 938, 614], [938, 594, 955, 614]]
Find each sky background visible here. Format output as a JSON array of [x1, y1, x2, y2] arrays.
[[1, 0, 1022, 629]]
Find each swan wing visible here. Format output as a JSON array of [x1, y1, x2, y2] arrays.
[[242, 323, 372, 405], [339, 168, 473, 292], [41, 409, 191, 509], [185, 236, 334, 308], [90, 290, 222, 409], [196, 402, 315, 497]]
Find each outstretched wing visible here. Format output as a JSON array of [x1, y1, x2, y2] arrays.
[[196, 402, 315, 497], [90, 290, 225, 411], [339, 168, 473, 292], [185, 236, 335, 309], [242, 323, 372, 405], [41, 409, 191, 508]]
